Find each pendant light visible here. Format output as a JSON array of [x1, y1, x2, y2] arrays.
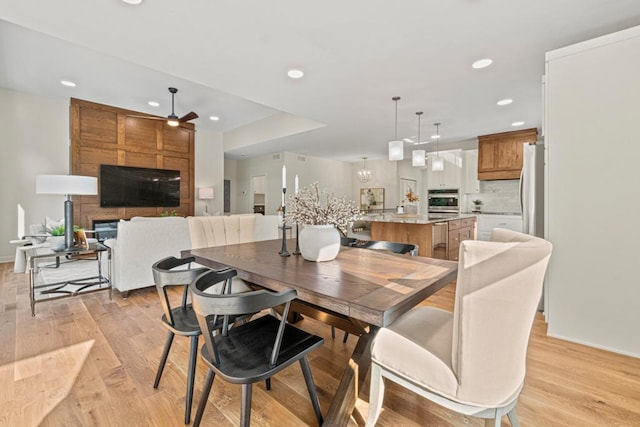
[[357, 157, 372, 183], [388, 96, 403, 161], [412, 112, 425, 167], [431, 122, 444, 171]]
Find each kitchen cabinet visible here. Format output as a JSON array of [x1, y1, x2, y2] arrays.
[[462, 149, 480, 194], [447, 217, 476, 261], [476, 214, 522, 241], [477, 128, 538, 180], [427, 149, 462, 189]]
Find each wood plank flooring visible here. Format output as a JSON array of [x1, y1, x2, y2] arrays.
[[1, 261, 639, 426]]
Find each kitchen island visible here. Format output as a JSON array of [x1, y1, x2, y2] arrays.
[[369, 213, 477, 260]]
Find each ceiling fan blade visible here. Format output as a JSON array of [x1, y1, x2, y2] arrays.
[[179, 111, 198, 122], [126, 114, 166, 121]]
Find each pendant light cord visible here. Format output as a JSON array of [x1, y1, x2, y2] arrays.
[[392, 96, 401, 140]]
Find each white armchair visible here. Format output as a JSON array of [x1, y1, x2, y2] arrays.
[[366, 228, 553, 426]]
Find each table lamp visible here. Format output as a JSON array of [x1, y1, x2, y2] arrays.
[[36, 175, 98, 251], [198, 187, 214, 215]]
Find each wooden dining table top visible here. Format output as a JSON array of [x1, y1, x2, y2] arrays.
[[183, 239, 458, 328]]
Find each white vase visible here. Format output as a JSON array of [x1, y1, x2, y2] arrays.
[[298, 224, 341, 262]]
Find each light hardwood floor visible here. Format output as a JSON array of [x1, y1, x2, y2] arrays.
[[1, 261, 639, 426]]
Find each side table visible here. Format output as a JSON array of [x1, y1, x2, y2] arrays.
[[27, 242, 112, 316]]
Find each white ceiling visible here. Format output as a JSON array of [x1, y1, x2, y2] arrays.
[[1, 0, 639, 162]]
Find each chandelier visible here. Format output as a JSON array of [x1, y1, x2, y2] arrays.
[[358, 157, 372, 183]]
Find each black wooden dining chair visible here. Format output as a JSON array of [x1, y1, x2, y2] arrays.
[[152, 256, 210, 425], [190, 268, 325, 427]]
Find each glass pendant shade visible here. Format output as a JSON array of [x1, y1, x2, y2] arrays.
[[412, 149, 426, 166], [389, 141, 403, 161], [412, 111, 424, 167], [432, 157, 444, 171]]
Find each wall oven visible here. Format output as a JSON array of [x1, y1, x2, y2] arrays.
[[428, 189, 460, 214]]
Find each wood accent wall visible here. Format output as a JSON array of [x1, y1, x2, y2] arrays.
[[70, 98, 195, 229]]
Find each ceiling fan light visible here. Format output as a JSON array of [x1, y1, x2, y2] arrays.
[[167, 118, 179, 127], [389, 140, 403, 161], [412, 150, 426, 167]]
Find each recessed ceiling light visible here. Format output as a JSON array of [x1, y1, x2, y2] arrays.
[[512, 121, 525, 127], [497, 99, 513, 106], [431, 134, 440, 140], [287, 69, 304, 79], [60, 80, 76, 87], [403, 138, 415, 143], [121, 0, 143, 4], [472, 58, 493, 69], [148, 101, 160, 107], [209, 116, 220, 121]]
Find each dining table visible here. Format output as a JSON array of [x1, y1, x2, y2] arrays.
[[183, 238, 458, 426]]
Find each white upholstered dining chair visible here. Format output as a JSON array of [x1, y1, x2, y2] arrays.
[[366, 228, 552, 427]]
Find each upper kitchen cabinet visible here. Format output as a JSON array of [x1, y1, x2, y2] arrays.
[[427, 149, 462, 189], [462, 149, 480, 193], [477, 128, 538, 180]]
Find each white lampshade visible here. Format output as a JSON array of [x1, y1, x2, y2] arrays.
[[431, 157, 444, 171], [388, 140, 404, 161], [412, 150, 426, 167], [36, 175, 97, 195], [198, 187, 215, 200]]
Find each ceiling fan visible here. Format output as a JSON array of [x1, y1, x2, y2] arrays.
[[129, 87, 198, 126]]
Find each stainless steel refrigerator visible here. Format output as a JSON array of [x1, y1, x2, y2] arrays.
[[520, 143, 544, 237]]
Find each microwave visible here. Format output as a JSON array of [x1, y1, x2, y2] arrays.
[[427, 189, 459, 213]]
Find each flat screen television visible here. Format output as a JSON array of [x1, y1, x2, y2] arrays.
[[100, 164, 180, 208]]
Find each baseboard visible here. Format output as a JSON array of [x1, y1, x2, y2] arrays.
[[0, 258, 14, 264], [546, 332, 640, 359]]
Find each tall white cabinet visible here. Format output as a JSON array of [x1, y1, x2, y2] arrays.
[[545, 25, 640, 357], [427, 149, 462, 189]]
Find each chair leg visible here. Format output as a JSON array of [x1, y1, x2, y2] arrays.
[[184, 335, 199, 424], [342, 331, 349, 343], [365, 363, 385, 427], [154, 331, 175, 388], [299, 357, 323, 426], [507, 407, 520, 427], [241, 383, 253, 427], [193, 369, 215, 427], [265, 377, 271, 391], [331, 326, 336, 339]]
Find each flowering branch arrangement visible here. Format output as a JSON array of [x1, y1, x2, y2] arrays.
[[287, 182, 361, 235], [405, 189, 419, 202]]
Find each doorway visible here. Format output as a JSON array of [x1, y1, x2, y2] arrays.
[[251, 175, 266, 215]]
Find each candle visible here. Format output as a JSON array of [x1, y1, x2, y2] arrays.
[[282, 165, 286, 189], [295, 175, 299, 194]]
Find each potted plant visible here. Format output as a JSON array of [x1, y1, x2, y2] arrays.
[[287, 182, 361, 262], [472, 199, 482, 212]]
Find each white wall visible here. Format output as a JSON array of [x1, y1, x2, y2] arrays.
[[0, 88, 70, 262], [0, 87, 223, 263], [545, 26, 640, 357], [194, 128, 224, 216]]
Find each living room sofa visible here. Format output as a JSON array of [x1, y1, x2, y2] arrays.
[[104, 214, 279, 294]]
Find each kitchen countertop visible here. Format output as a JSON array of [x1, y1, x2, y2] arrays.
[[368, 213, 477, 224], [463, 211, 522, 216]]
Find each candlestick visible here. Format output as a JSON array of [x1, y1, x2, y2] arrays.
[[279, 188, 290, 257], [293, 223, 301, 255]]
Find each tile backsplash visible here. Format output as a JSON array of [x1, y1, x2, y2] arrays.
[[462, 179, 521, 213]]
